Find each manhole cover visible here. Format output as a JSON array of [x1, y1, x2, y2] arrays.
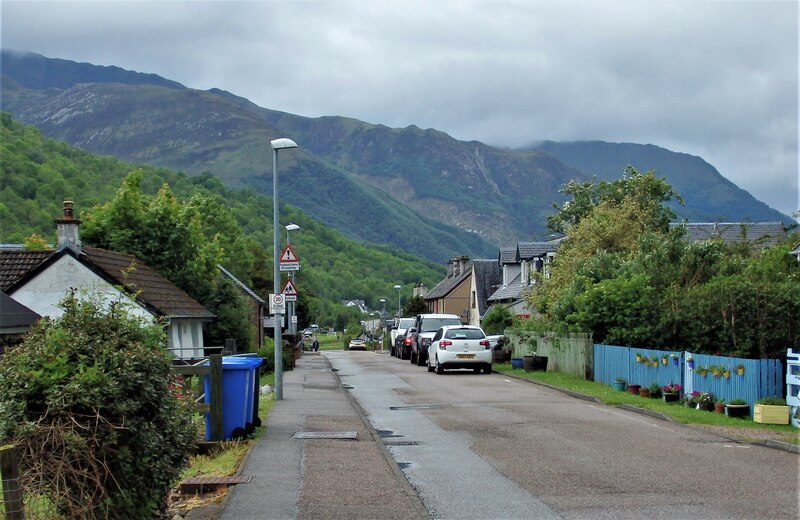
[[389, 404, 443, 411], [292, 431, 358, 440], [384, 440, 418, 446]]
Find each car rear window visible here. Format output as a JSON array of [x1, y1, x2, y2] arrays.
[[445, 328, 485, 340], [398, 319, 415, 329], [421, 317, 461, 332]]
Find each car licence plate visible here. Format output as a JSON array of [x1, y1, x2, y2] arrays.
[[456, 354, 475, 359]]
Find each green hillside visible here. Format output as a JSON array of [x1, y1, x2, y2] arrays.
[[0, 113, 445, 315]]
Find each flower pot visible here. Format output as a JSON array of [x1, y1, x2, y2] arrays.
[[671, 357, 679, 366], [725, 404, 749, 418], [714, 402, 725, 414], [533, 355, 548, 371], [626, 384, 641, 395], [492, 349, 511, 363], [722, 370, 730, 379], [663, 392, 680, 403], [635, 354, 642, 362], [661, 357, 667, 365], [611, 380, 626, 392], [639, 388, 650, 398], [522, 355, 536, 372], [511, 358, 523, 369], [754, 404, 789, 424], [735, 367, 744, 376], [687, 359, 694, 369]]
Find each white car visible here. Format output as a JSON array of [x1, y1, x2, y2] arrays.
[[426, 325, 492, 374]]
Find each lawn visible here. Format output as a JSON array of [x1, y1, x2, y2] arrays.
[[493, 364, 799, 444]]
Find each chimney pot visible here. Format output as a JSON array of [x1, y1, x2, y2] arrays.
[[56, 200, 82, 253]]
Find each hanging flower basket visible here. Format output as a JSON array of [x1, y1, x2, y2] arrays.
[[687, 357, 694, 369], [661, 356, 668, 365], [735, 364, 745, 376], [671, 354, 679, 366]]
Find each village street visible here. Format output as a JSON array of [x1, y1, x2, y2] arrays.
[[330, 351, 798, 519]]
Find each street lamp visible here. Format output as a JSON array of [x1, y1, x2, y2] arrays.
[[271, 137, 298, 401], [380, 298, 386, 326], [285, 223, 300, 337], [394, 284, 402, 317]]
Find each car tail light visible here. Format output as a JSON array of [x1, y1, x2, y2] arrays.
[[404, 336, 413, 345], [480, 340, 490, 350], [439, 340, 452, 350]]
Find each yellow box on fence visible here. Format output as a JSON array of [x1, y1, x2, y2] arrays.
[[754, 404, 789, 424]]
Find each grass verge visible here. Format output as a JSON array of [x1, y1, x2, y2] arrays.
[[493, 363, 799, 445]]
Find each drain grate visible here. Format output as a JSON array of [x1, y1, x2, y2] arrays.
[[179, 475, 251, 493], [389, 404, 443, 411], [341, 384, 354, 389], [292, 431, 358, 440], [384, 440, 418, 446], [376, 429, 402, 438]]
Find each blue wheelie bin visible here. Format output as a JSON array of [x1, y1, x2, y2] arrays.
[[203, 356, 262, 440], [221, 356, 263, 434]]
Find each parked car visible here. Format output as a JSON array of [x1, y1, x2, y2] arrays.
[[398, 329, 414, 360], [426, 325, 492, 374], [410, 313, 462, 366], [348, 337, 366, 350], [392, 318, 416, 357]]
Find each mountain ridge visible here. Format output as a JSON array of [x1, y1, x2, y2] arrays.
[[1, 50, 793, 263]]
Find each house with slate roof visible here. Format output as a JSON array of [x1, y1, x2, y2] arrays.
[[0, 201, 215, 360], [422, 256, 502, 326], [487, 238, 563, 318], [672, 222, 789, 251], [218, 264, 266, 351]]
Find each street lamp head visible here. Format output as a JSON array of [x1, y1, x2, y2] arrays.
[[394, 284, 401, 290], [271, 138, 298, 150], [380, 299, 386, 303], [286, 223, 300, 232]]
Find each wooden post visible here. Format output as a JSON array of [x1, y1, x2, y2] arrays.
[[1, 445, 25, 520], [208, 354, 223, 442]]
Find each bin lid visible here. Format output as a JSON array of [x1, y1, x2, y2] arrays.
[[201, 356, 262, 369], [221, 356, 263, 368]]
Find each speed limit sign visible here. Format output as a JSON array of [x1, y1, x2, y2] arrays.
[[270, 293, 286, 314]]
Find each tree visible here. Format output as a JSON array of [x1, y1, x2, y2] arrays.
[[547, 166, 683, 234], [82, 171, 252, 348], [481, 305, 514, 334], [403, 295, 428, 316]]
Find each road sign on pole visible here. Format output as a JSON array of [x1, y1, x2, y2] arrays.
[[270, 293, 286, 314], [281, 279, 298, 302], [279, 244, 300, 271]]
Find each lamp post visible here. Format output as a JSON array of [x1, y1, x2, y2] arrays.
[[380, 298, 386, 328], [271, 137, 297, 401], [285, 223, 300, 337], [394, 284, 402, 317]]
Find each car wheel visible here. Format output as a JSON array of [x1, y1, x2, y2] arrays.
[[484, 364, 492, 374], [416, 352, 426, 366], [435, 357, 444, 374], [427, 357, 434, 372], [410, 350, 416, 364], [473, 368, 481, 373]]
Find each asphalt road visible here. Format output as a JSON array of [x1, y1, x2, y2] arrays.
[[327, 350, 799, 520]]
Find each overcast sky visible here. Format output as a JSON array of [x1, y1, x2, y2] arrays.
[[2, 0, 798, 219]]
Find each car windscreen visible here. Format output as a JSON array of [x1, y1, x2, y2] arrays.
[[445, 328, 485, 340], [398, 319, 415, 329], [422, 318, 461, 332]]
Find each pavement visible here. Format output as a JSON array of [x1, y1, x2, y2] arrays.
[[214, 351, 428, 520]]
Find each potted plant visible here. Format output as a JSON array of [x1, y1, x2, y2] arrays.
[[639, 386, 650, 398], [697, 392, 714, 411], [722, 367, 730, 378], [714, 399, 726, 414], [686, 355, 694, 369], [662, 382, 681, 402], [649, 356, 658, 367], [726, 399, 749, 418], [660, 355, 668, 365], [611, 377, 626, 392], [754, 397, 789, 424], [627, 383, 641, 395], [648, 382, 661, 398], [695, 364, 707, 377], [734, 363, 745, 376], [635, 352, 643, 363], [670, 353, 679, 366]]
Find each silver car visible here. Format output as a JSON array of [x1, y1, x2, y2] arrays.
[[426, 325, 492, 374]]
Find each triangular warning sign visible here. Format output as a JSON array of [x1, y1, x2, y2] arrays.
[[281, 278, 298, 296], [280, 244, 299, 263]]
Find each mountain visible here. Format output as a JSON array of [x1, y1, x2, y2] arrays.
[[1, 51, 793, 262], [534, 141, 790, 223]]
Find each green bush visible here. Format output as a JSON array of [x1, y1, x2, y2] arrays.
[[256, 337, 293, 372], [0, 292, 197, 519], [756, 396, 786, 406]]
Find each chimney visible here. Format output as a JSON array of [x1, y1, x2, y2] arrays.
[[55, 200, 81, 253], [460, 256, 470, 275], [447, 259, 454, 278], [452, 257, 460, 277]]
